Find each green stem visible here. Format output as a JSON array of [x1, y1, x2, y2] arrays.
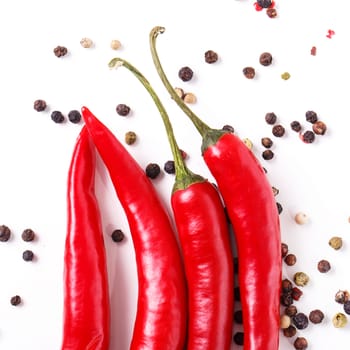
[[109, 57, 204, 191]]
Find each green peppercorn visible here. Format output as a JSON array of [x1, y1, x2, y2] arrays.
[[281, 72, 291, 80], [329, 236, 343, 250], [332, 312, 347, 328], [125, 131, 137, 145], [293, 272, 309, 287], [111, 229, 125, 243], [0, 224, 11, 242], [145, 163, 161, 179]]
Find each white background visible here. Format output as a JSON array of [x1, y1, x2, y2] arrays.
[[1, 0, 350, 349]]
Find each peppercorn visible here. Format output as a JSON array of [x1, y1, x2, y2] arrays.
[[280, 314, 291, 329], [311, 46, 317, 55], [174, 87, 185, 99], [343, 301, 350, 315], [294, 337, 308, 350], [51, 111, 65, 123], [290, 121, 302, 132], [178, 66, 194, 82], [110, 39, 122, 50], [234, 309, 243, 324], [80, 37, 93, 48], [204, 50, 218, 64], [145, 163, 161, 179], [259, 52, 273, 66], [284, 254, 297, 266], [272, 124, 285, 137], [305, 110, 318, 123], [262, 149, 274, 160], [281, 242, 289, 258], [116, 104, 131, 116], [257, 0, 272, 7], [0, 224, 11, 242], [285, 305, 298, 317], [300, 130, 315, 143], [281, 72, 291, 80], [335, 290, 350, 304], [317, 259, 331, 273], [280, 293, 294, 307], [332, 313, 347, 328], [272, 186, 279, 196], [125, 131, 137, 145], [10, 295, 22, 306], [266, 8, 278, 18], [22, 250, 34, 262], [183, 92, 197, 104], [329, 236, 343, 250], [67, 110, 82, 124], [312, 120, 327, 135], [294, 212, 308, 225], [283, 325, 297, 338], [33, 99, 47, 112], [164, 160, 175, 174], [222, 124, 235, 133], [281, 279, 293, 293], [291, 287, 303, 301], [265, 112, 277, 125], [233, 332, 244, 346], [261, 137, 273, 148], [53, 45, 68, 57], [21, 228, 35, 242], [309, 309, 324, 324], [242, 67, 255, 79], [111, 229, 125, 243], [292, 312, 309, 330], [276, 202, 283, 214], [294, 272, 309, 287]]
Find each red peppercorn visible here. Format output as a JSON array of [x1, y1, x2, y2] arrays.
[[204, 50, 218, 64], [243, 67, 255, 79], [145, 163, 161, 179]]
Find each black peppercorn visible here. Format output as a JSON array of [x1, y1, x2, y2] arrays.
[[305, 110, 318, 123], [204, 50, 218, 64], [116, 104, 131, 116], [0, 224, 11, 242], [301, 130, 315, 143], [285, 305, 298, 317], [280, 293, 293, 307], [233, 309, 243, 324], [233, 332, 244, 346], [21, 228, 35, 242], [259, 52, 273, 66], [145, 163, 161, 179], [309, 309, 324, 324], [284, 254, 297, 266], [51, 111, 65, 123], [266, 8, 277, 18], [53, 45, 68, 57], [10, 295, 22, 306], [317, 259, 331, 273], [68, 110, 82, 124], [243, 67, 255, 79], [178, 66, 194, 82], [290, 121, 302, 132], [281, 242, 288, 258], [262, 149, 274, 160], [261, 137, 273, 148], [293, 313, 309, 330], [272, 124, 285, 137], [294, 337, 308, 350], [282, 279, 293, 293], [257, 0, 272, 8], [33, 99, 47, 112], [276, 202, 283, 214], [222, 124, 235, 133], [343, 301, 350, 315], [283, 325, 297, 338], [22, 250, 34, 261], [265, 112, 277, 125], [164, 160, 175, 174], [111, 229, 125, 243]]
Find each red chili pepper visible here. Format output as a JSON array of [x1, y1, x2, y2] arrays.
[[81, 106, 187, 350], [108, 58, 235, 348], [62, 126, 110, 350], [150, 26, 282, 350]]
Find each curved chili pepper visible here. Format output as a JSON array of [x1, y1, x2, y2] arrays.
[[150, 26, 281, 350], [108, 58, 234, 349], [81, 106, 187, 350], [62, 126, 110, 350]]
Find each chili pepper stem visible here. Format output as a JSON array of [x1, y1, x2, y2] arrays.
[[108, 57, 204, 192]]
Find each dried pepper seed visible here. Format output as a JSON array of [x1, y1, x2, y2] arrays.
[[178, 66, 194, 82], [33, 99, 47, 112], [309, 309, 324, 324], [285, 305, 298, 317], [281, 242, 289, 258], [222, 124, 235, 133], [243, 67, 255, 79], [111, 229, 125, 243], [305, 111, 318, 124], [145, 163, 161, 179], [280, 293, 293, 307], [53, 45, 68, 57], [233, 309, 243, 324], [68, 110, 82, 124], [261, 137, 273, 148], [281, 279, 293, 293], [51, 111, 65, 123], [10, 295, 22, 306], [329, 236, 343, 250], [265, 112, 277, 125], [272, 186, 279, 196], [293, 312, 309, 330], [272, 124, 285, 137], [116, 104, 131, 116], [80, 37, 93, 48], [283, 325, 297, 338], [21, 229, 35, 242], [233, 332, 244, 346], [291, 287, 303, 301], [284, 254, 297, 266], [22, 250, 34, 261], [294, 337, 308, 350], [290, 121, 302, 132], [262, 149, 274, 160], [281, 72, 291, 80], [0, 225, 11, 242], [317, 259, 331, 273], [343, 301, 350, 315], [312, 120, 327, 135], [259, 52, 273, 66], [257, 0, 272, 7], [110, 40, 122, 50], [300, 130, 315, 143], [125, 131, 137, 145], [294, 212, 308, 225], [280, 314, 291, 329], [266, 8, 277, 18], [204, 50, 218, 64], [164, 160, 175, 174], [332, 313, 347, 328], [174, 87, 185, 99], [276, 202, 283, 214], [335, 290, 350, 304], [293, 272, 309, 287], [183, 92, 197, 104]]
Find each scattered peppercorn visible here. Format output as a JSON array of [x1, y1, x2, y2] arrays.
[[51, 111, 65, 123], [243, 66, 255, 79], [110, 40, 122, 50], [317, 259, 331, 273], [311, 46, 317, 56], [257, 0, 272, 8], [22, 250, 34, 261], [164, 160, 175, 174], [285, 305, 298, 317], [309, 309, 324, 324], [329, 236, 343, 250], [80, 37, 93, 48], [33, 99, 47, 112], [53, 45, 68, 57], [183, 92, 197, 104], [272, 186, 279, 196], [222, 124, 235, 133], [291, 287, 303, 301], [116, 104, 131, 116], [68, 110, 82, 124], [305, 110, 318, 123], [294, 272, 309, 287], [0, 225, 11, 242], [276, 202, 283, 214], [281, 279, 293, 293], [280, 314, 291, 329], [125, 131, 137, 145], [281, 293, 294, 307], [174, 87, 185, 99], [283, 325, 297, 338], [332, 312, 347, 328], [281, 72, 291, 80], [261, 137, 273, 148], [312, 120, 327, 135], [265, 112, 277, 125], [294, 337, 308, 350], [293, 312, 309, 330], [233, 332, 244, 346], [272, 124, 285, 137], [10, 295, 22, 306], [335, 290, 350, 304], [111, 229, 125, 243], [284, 254, 297, 266], [290, 121, 302, 132], [266, 8, 277, 18], [294, 212, 308, 225], [259, 52, 273, 66], [343, 301, 350, 315], [262, 149, 274, 160], [204, 50, 218, 64], [178, 66, 194, 82], [233, 309, 243, 324], [145, 163, 161, 179], [21, 228, 35, 242], [300, 130, 315, 143], [281, 242, 289, 258]]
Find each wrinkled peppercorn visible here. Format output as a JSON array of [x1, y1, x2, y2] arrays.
[[257, 0, 272, 8], [290, 121, 302, 132], [222, 124, 235, 133], [266, 8, 278, 18], [51, 111, 65, 123], [53, 45, 68, 57], [145, 163, 161, 179], [243, 67, 255, 79], [305, 110, 318, 123], [204, 50, 218, 64], [281, 72, 291, 80], [294, 337, 308, 350], [116, 104, 131, 116], [33, 99, 47, 112], [329, 236, 343, 250], [317, 259, 331, 273], [164, 160, 175, 174], [312, 120, 327, 135], [285, 305, 298, 317], [272, 124, 285, 137], [284, 254, 297, 266], [283, 325, 297, 338], [234, 310, 243, 324], [80, 37, 93, 48], [301, 130, 315, 143], [276, 202, 283, 214], [291, 287, 303, 301], [10, 295, 22, 306], [335, 290, 350, 304], [178, 66, 193, 82], [282, 279, 293, 293], [294, 272, 309, 287], [332, 313, 347, 328], [309, 309, 324, 324], [111, 229, 125, 243], [293, 313, 309, 330], [281, 242, 289, 258], [265, 112, 277, 124], [343, 301, 350, 315], [281, 293, 294, 307], [261, 137, 273, 148], [21, 228, 35, 242], [22, 250, 34, 261], [233, 332, 244, 346], [68, 110, 82, 124], [0, 225, 11, 242], [125, 131, 137, 145], [262, 149, 274, 160], [259, 52, 273, 66]]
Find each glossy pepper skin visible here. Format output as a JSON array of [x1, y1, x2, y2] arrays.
[[81, 106, 187, 350], [61, 126, 110, 350]]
